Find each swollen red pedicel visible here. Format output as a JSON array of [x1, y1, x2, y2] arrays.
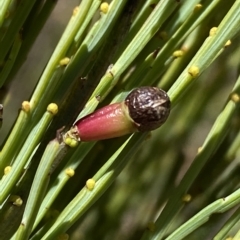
[[65, 86, 171, 144]]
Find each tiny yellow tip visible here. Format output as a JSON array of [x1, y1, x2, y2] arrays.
[[86, 179, 95, 191], [64, 137, 72, 146], [159, 31, 168, 41], [47, 103, 58, 115], [194, 4, 202, 12], [224, 40, 231, 47], [70, 139, 79, 148], [65, 168, 75, 177], [64, 137, 79, 148], [73, 6, 79, 16], [197, 146, 203, 153], [230, 93, 240, 103], [22, 101, 31, 112], [4, 166, 12, 175], [59, 57, 70, 66], [57, 233, 69, 240], [173, 50, 184, 58], [182, 194, 192, 202], [209, 27, 217, 36], [188, 66, 200, 78], [100, 2, 109, 14], [9, 195, 23, 206]]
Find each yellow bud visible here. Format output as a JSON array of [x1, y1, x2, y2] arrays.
[[47, 103, 58, 115], [100, 2, 109, 14], [188, 66, 200, 78], [70, 139, 78, 148], [9, 195, 23, 206], [230, 93, 240, 103], [65, 168, 75, 177], [209, 27, 217, 36], [59, 57, 70, 66], [73, 6, 79, 16], [198, 146, 203, 153], [194, 4, 202, 12], [182, 194, 192, 202], [4, 166, 12, 175], [173, 50, 184, 58], [225, 40, 231, 47], [86, 179, 95, 191], [22, 101, 30, 112], [64, 137, 72, 146]]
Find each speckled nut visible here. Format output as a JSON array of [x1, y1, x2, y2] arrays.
[[125, 86, 171, 132]]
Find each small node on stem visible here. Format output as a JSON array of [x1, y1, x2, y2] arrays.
[[197, 146, 203, 153], [73, 6, 79, 16], [159, 31, 168, 41], [57, 233, 69, 240], [105, 64, 114, 77], [182, 194, 192, 203], [146, 222, 155, 232], [44, 209, 59, 221], [47, 103, 58, 115], [4, 166, 12, 175], [209, 27, 217, 36], [86, 179, 95, 191], [188, 66, 200, 78], [70, 139, 78, 147], [230, 93, 240, 103], [63, 136, 79, 148], [65, 168, 75, 177], [9, 195, 23, 206], [22, 101, 30, 112], [59, 57, 70, 66], [172, 50, 184, 58], [224, 40, 231, 48], [194, 4, 202, 12], [100, 2, 109, 14], [64, 137, 72, 146]]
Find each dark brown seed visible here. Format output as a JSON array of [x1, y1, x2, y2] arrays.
[[125, 86, 171, 132]]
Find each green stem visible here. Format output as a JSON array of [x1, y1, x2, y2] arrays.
[[14, 139, 62, 240], [141, 73, 240, 240], [91, 0, 179, 99], [0, 0, 12, 27], [38, 133, 147, 239], [0, 0, 37, 62], [0, 106, 56, 204], [0, 33, 22, 87]]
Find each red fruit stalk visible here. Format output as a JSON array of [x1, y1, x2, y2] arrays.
[[64, 86, 171, 144]]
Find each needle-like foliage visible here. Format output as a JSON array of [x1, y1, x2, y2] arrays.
[[0, 0, 240, 239]]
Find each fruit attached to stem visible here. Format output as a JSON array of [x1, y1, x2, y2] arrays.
[[64, 86, 171, 143]]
